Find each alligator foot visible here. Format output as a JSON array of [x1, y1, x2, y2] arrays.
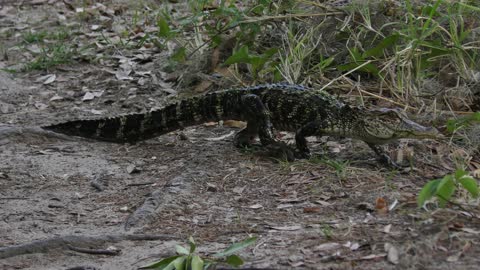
[[367, 143, 404, 169], [233, 129, 256, 148], [264, 142, 297, 162], [294, 149, 311, 159], [377, 153, 402, 169]]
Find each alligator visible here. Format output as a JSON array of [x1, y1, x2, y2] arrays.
[[43, 83, 439, 166]]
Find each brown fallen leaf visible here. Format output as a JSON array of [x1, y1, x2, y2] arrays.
[[375, 197, 388, 215], [303, 207, 321, 213], [203, 122, 218, 127], [223, 120, 246, 128], [194, 80, 213, 93]]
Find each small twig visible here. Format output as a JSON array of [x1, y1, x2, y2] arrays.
[[357, 88, 415, 110], [239, 12, 343, 24], [319, 60, 375, 92], [436, 194, 478, 218], [65, 266, 99, 270], [298, 0, 344, 12], [67, 245, 120, 256], [127, 182, 156, 187]]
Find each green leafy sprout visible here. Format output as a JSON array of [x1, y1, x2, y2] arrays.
[[418, 169, 479, 208], [139, 236, 257, 270]]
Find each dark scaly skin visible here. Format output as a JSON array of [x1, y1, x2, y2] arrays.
[[43, 83, 439, 165]]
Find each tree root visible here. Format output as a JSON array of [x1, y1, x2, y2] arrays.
[[0, 124, 75, 145], [124, 176, 191, 231], [0, 233, 176, 259]]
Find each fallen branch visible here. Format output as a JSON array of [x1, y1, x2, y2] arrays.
[[67, 245, 120, 256], [0, 233, 175, 259]]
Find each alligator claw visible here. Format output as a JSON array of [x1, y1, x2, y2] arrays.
[[265, 142, 296, 162], [295, 150, 311, 159], [378, 153, 402, 169]]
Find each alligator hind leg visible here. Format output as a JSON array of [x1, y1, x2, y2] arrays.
[[235, 94, 296, 161]]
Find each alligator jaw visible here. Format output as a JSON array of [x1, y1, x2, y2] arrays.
[[400, 117, 440, 140]]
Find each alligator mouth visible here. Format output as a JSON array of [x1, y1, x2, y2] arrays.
[[402, 119, 440, 139]]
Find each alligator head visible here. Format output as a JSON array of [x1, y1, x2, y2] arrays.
[[359, 108, 440, 144]]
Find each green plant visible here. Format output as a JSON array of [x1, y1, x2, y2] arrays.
[[151, 1, 284, 70], [139, 236, 257, 270], [278, 24, 335, 83], [446, 112, 480, 133], [314, 157, 350, 180], [335, 0, 480, 102], [321, 224, 333, 239], [224, 45, 278, 80], [24, 44, 75, 71], [22, 30, 48, 43], [418, 169, 479, 208]]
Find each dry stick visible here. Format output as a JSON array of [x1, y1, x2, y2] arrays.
[[298, 0, 344, 11], [239, 12, 343, 24], [318, 61, 422, 111], [67, 245, 120, 256], [319, 60, 374, 92], [0, 234, 176, 259]]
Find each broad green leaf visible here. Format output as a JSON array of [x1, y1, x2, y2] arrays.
[[191, 255, 204, 270], [188, 236, 196, 254], [213, 237, 257, 258], [446, 119, 458, 132], [173, 256, 186, 270], [176, 245, 190, 255], [417, 179, 441, 207], [211, 35, 222, 47], [225, 255, 244, 267], [455, 169, 468, 180], [157, 16, 171, 38], [262, 47, 278, 58], [458, 176, 479, 198], [224, 45, 250, 65], [363, 34, 399, 58], [337, 62, 379, 75], [436, 175, 456, 207], [139, 255, 182, 269]]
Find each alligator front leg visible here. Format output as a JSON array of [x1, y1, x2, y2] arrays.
[[366, 143, 400, 168], [236, 94, 295, 161], [295, 121, 324, 159], [233, 123, 258, 148]]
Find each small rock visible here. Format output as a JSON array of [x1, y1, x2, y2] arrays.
[[126, 164, 140, 174], [82, 92, 95, 101], [206, 183, 217, 192]]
